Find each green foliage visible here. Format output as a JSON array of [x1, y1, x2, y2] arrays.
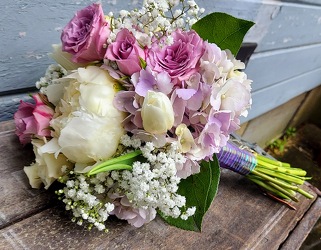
[[285, 127, 296, 137], [267, 127, 297, 153], [270, 138, 287, 153], [192, 12, 255, 55], [160, 156, 220, 232]]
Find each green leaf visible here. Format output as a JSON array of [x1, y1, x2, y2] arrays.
[[160, 155, 220, 232], [192, 12, 255, 55], [87, 150, 142, 176]]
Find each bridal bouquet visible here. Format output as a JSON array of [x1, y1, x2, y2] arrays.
[[13, 0, 312, 232]]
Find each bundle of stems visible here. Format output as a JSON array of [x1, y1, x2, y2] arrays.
[[247, 153, 313, 201], [218, 142, 314, 204]]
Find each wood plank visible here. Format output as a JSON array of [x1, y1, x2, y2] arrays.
[[289, 85, 321, 128], [280, 198, 321, 250], [0, 170, 316, 250], [0, 121, 317, 249], [0, 94, 33, 122], [282, 0, 321, 6], [2, 0, 321, 93], [200, 0, 321, 52], [243, 67, 321, 122], [245, 43, 321, 92], [0, 121, 53, 229]]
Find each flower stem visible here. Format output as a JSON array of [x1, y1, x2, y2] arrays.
[[255, 154, 290, 168], [251, 169, 314, 199], [266, 181, 298, 202], [254, 167, 305, 185], [220, 142, 314, 202], [247, 175, 292, 200], [256, 158, 306, 176]]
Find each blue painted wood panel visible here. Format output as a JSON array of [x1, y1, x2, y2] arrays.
[[0, 0, 141, 93], [245, 43, 321, 92], [1, 0, 321, 123], [201, 0, 321, 52], [244, 67, 321, 122]]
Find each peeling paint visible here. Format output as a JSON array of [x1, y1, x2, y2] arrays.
[[283, 37, 292, 43], [270, 6, 281, 20], [18, 32, 26, 38]]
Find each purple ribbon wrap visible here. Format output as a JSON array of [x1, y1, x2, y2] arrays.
[[217, 142, 257, 175]]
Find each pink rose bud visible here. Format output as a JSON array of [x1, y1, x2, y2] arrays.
[[61, 3, 110, 63], [14, 101, 36, 145], [105, 28, 146, 76], [14, 94, 54, 145]]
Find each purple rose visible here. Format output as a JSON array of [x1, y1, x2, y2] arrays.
[[148, 29, 205, 83], [105, 28, 145, 76], [61, 3, 110, 63]]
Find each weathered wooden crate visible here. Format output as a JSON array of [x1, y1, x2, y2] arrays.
[[0, 120, 320, 250]]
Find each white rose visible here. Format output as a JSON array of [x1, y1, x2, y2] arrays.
[[24, 139, 72, 189], [51, 66, 125, 164], [58, 114, 124, 163], [141, 90, 174, 134]]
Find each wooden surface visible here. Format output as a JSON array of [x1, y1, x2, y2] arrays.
[[0, 120, 319, 250]]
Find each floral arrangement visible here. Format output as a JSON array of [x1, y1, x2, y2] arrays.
[[14, 0, 313, 232]]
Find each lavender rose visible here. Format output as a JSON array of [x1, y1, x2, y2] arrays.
[[61, 3, 110, 63], [148, 29, 205, 83], [105, 28, 145, 76]]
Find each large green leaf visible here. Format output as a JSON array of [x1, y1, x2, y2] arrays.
[[192, 12, 255, 55], [160, 155, 220, 232]]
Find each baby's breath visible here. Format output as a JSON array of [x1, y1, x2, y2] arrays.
[[110, 135, 195, 219], [56, 172, 114, 231], [109, 0, 205, 45], [36, 64, 67, 90]]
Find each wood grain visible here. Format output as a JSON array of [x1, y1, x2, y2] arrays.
[[0, 121, 318, 249], [246, 44, 321, 92], [0, 121, 54, 229]]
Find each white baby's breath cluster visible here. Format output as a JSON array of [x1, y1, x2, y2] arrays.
[[57, 172, 115, 231], [35, 64, 67, 89], [108, 0, 205, 46], [57, 134, 196, 231], [118, 134, 196, 220]]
